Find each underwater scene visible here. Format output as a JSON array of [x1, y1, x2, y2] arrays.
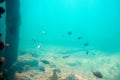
[[0, 0, 120, 80]]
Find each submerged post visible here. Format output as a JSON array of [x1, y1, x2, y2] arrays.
[[4, 0, 20, 79]]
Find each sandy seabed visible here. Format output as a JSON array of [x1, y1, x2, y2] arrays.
[[15, 45, 120, 80]]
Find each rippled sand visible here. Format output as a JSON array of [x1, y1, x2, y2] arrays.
[[16, 45, 120, 80]]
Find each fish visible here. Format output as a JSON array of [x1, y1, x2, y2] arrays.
[[92, 70, 103, 78], [41, 59, 50, 64], [62, 55, 69, 58], [32, 39, 37, 42], [77, 36, 82, 40], [86, 51, 89, 54], [67, 32, 72, 35], [84, 43, 89, 46]]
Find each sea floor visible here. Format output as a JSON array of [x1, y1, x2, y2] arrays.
[[15, 45, 120, 80]]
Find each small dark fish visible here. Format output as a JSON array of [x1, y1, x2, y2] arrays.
[[84, 43, 89, 46], [32, 39, 37, 42], [67, 32, 72, 35], [62, 55, 69, 58], [77, 36, 82, 40], [92, 71, 103, 78], [86, 51, 89, 54], [41, 59, 50, 64]]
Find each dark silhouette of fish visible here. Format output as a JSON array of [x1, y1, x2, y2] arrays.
[[32, 39, 37, 42], [84, 43, 89, 46], [86, 51, 89, 54], [77, 36, 82, 40], [92, 70, 103, 78], [67, 32, 72, 35]]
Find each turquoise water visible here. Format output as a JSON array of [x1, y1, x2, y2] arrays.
[[19, 0, 120, 53], [16, 0, 120, 80]]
